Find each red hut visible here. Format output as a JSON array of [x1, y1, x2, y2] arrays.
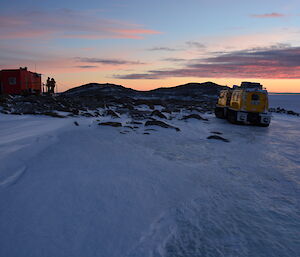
[[0, 67, 42, 95]]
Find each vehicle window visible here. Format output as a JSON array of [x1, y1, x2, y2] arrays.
[[251, 94, 260, 101]]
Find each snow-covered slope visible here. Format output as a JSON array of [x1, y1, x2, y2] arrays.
[[0, 113, 299, 257]]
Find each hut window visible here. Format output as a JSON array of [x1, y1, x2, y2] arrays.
[[8, 77, 16, 85]]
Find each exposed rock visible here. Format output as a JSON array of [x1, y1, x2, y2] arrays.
[[104, 109, 120, 118], [72, 109, 80, 115], [43, 112, 65, 118], [0, 81, 223, 118], [181, 114, 208, 121], [93, 111, 101, 117], [124, 126, 134, 129], [145, 120, 180, 131], [207, 135, 230, 142], [129, 121, 143, 125], [287, 110, 297, 115], [161, 108, 172, 114], [122, 104, 134, 110], [99, 122, 122, 127], [269, 107, 299, 116], [143, 132, 150, 135], [74, 121, 79, 126], [151, 110, 167, 119], [129, 110, 149, 120], [81, 112, 94, 117]]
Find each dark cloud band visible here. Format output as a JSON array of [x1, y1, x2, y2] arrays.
[[115, 45, 300, 79]]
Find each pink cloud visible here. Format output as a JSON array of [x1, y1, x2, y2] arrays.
[[115, 46, 300, 80], [0, 30, 52, 39], [0, 9, 161, 40], [251, 12, 286, 18]]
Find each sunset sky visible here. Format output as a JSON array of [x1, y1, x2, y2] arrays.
[[1, 0, 300, 92]]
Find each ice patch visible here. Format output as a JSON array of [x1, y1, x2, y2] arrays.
[[129, 191, 300, 257]]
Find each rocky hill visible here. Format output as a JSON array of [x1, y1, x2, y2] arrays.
[[63, 83, 138, 97], [147, 82, 227, 98], [0, 82, 228, 118], [62, 81, 228, 99]]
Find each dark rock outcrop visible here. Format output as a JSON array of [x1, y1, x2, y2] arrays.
[[99, 122, 122, 127], [207, 135, 229, 142], [43, 112, 65, 118], [269, 107, 299, 116], [181, 114, 208, 121], [145, 120, 180, 131], [104, 109, 120, 118], [129, 121, 143, 125], [151, 110, 167, 119]]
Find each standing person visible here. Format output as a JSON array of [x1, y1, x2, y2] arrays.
[[46, 77, 51, 94], [50, 78, 56, 93]]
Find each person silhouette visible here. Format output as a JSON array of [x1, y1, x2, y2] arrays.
[[46, 77, 51, 93], [50, 78, 56, 93]]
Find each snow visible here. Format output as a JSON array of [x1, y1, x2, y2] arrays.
[[0, 111, 299, 257], [269, 94, 300, 112]]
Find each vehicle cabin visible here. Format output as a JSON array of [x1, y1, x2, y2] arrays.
[[217, 89, 233, 108], [0, 67, 41, 95], [230, 89, 269, 114]]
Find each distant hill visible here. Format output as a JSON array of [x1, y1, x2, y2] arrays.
[[63, 83, 138, 97], [63, 82, 227, 99], [147, 82, 228, 97]]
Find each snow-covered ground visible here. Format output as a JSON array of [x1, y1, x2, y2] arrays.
[[0, 112, 299, 257], [269, 94, 300, 112]]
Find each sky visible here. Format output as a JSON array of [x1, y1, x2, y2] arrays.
[[1, 0, 300, 92]]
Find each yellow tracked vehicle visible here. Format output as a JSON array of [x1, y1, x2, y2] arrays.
[[215, 82, 271, 126]]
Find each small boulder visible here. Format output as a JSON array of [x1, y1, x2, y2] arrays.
[[207, 135, 230, 142], [99, 122, 122, 127], [82, 112, 94, 117], [124, 126, 134, 129], [129, 110, 147, 120], [145, 120, 180, 131], [72, 109, 80, 115], [129, 121, 143, 125], [161, 108, 172, 114], [93, 111, 101, 117], [43, 112, 65, 118], [287, 110, 298, 115], [151, 110, 167, 119], [181, 114, 208, 121], [104, 110, 120, 118]]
